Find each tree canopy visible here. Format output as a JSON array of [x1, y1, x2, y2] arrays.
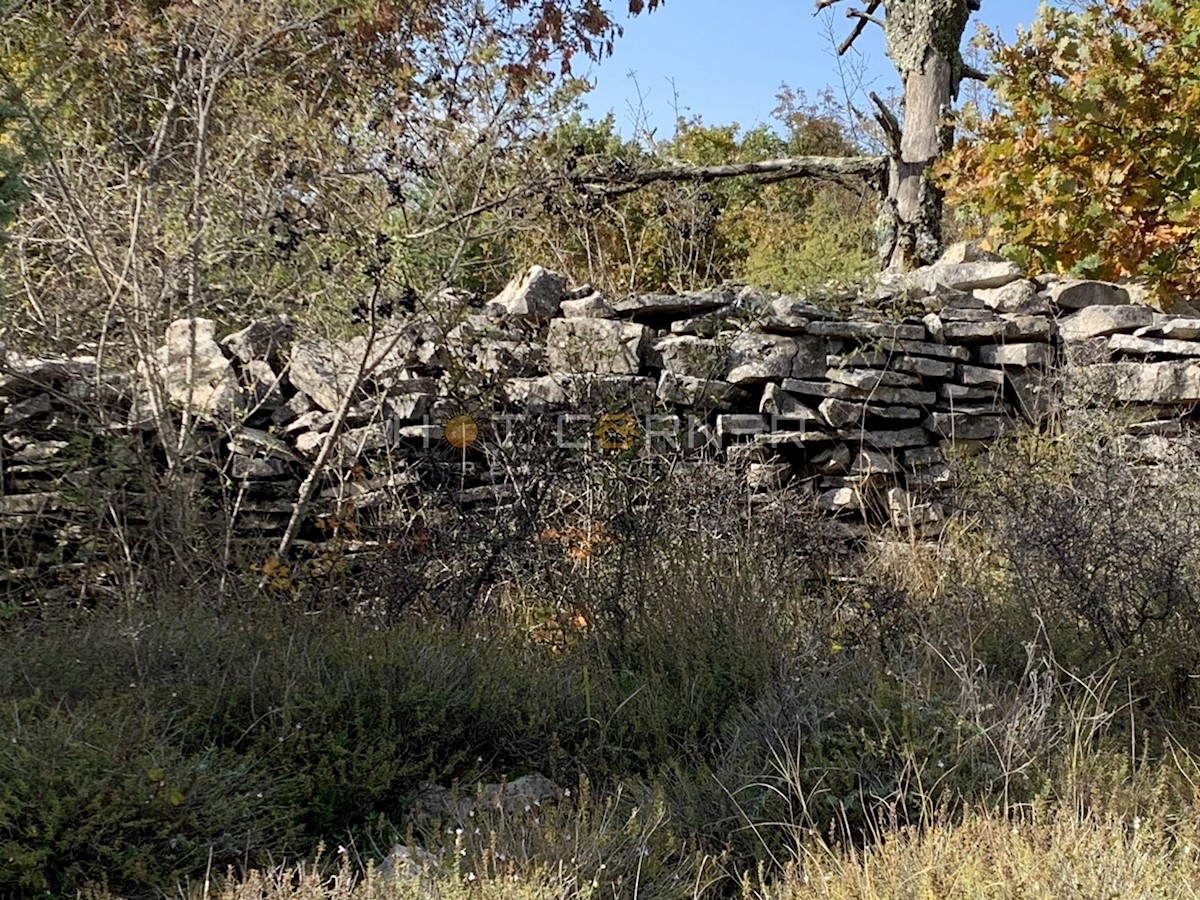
[[941, 0, 1200, 300]]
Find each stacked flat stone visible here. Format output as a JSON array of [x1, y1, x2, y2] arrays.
[[4, 243, 1182, 572]]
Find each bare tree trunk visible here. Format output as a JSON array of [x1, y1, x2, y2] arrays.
[[877, 0, 973, 269]]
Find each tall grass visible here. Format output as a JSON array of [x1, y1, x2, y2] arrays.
[[6, 435, 1200, 898]]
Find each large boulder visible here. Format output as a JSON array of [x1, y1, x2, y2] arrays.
[[1100, 360, 1200, 404], [653, 335, 729, 379], [546, 319, 653, 375], [160, 318, 242, 417], [726, 333, 799, 385], [287, 327, 421, 412], [287, 338, 363, 412], [1043, 279, 1130, 310]]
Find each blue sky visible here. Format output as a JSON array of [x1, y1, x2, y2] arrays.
[[581, 0, 1056, 138]]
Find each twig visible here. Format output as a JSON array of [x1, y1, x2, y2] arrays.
[[837, 1, 884, 56]]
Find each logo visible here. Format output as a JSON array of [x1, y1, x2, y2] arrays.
[[595, 414, 638, 450], [444, 414, 479, 449]]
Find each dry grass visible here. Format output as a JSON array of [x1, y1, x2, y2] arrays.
[[195, 798, 1200, 900], [784, 804, 1200, 900]]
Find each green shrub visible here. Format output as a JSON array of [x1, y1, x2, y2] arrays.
[[0, 694, 298, 895], [0, 603, 585, 896]]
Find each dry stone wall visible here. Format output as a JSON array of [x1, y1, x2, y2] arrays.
[[5, 241, 1200, 596]]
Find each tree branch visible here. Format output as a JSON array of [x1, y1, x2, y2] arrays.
[[838, 3, 885, 56], [579, 155, 887, 198], [869, 91, 902, 157]]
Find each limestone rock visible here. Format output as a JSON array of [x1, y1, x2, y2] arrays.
[[1136, 317, 1200, 340], [0, 491, 67, 519], [474, 340, 545, 377], [716, 414, 767, 441], [228, 427, 302, 463], [827, 351, 955, 379], [654, 335, 729, 378], [975, 280, 1051, 315], [789, 335, 832, 379], [161, 318, 243, 417], [959, 364, 1005, 386], [937, 240, 1005, 265], [819, 397, 863, 429], [1044, 279, 1130, 310], [9, 440, 68, 464], [782, 378, 936, 407], [924, 411, 1008, 441], [976, 343, 1054, 369], [819, 485, 863, 514], [1099, 360, 1200, 404], [759, 382, 820, 420], [288, 339, 364, 412], [852, 448, 901, 475], [826, 368, 921, 390], [754, 429, 835, 446], [658, 371, 745, 407], [669, 310, 734, 336], [221, 316, 293, 365], [231, 455, 289, 479], [939, 383, 1001, 403], [609, 291, 730, 320], [726, 333, 798, 385], [546, 319, 653, 375], [932, 314, 1051, 343], [1059, 305, 1155, 341], [3, 393, 52, 428], [811, 443, 851, 475], [488, 265, 568, 320], [849, 427, 930, 449], [770, 294, 848, 320], [560, 292, 616, 318], [502, 375, 570, 409], [937, 307, 1001, 322], [241, 360, 284, 412], [1001, 314, 1054, 340], [344, 325, 421, 385], [339, 422, 392, 457], [877, 339, 971, 361], [921, 259, 1024, 292], [905, 446, 943, 467], [807, 320, 926, 341], [1108, 334, 1200, 358], [887, 487, 943, 529]]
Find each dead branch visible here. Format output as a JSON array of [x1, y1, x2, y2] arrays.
[[579, 155, 887, 198], [838, 1, 883, 56], [869, 91, 902, 157]]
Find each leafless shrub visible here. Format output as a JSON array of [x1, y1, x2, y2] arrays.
[[966, 428, 1200, 703]]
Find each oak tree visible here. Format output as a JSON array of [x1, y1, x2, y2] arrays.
[[941, 0, 1200, 301]]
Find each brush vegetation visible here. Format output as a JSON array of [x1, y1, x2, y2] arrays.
[[5, 432, 1200, 898]]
